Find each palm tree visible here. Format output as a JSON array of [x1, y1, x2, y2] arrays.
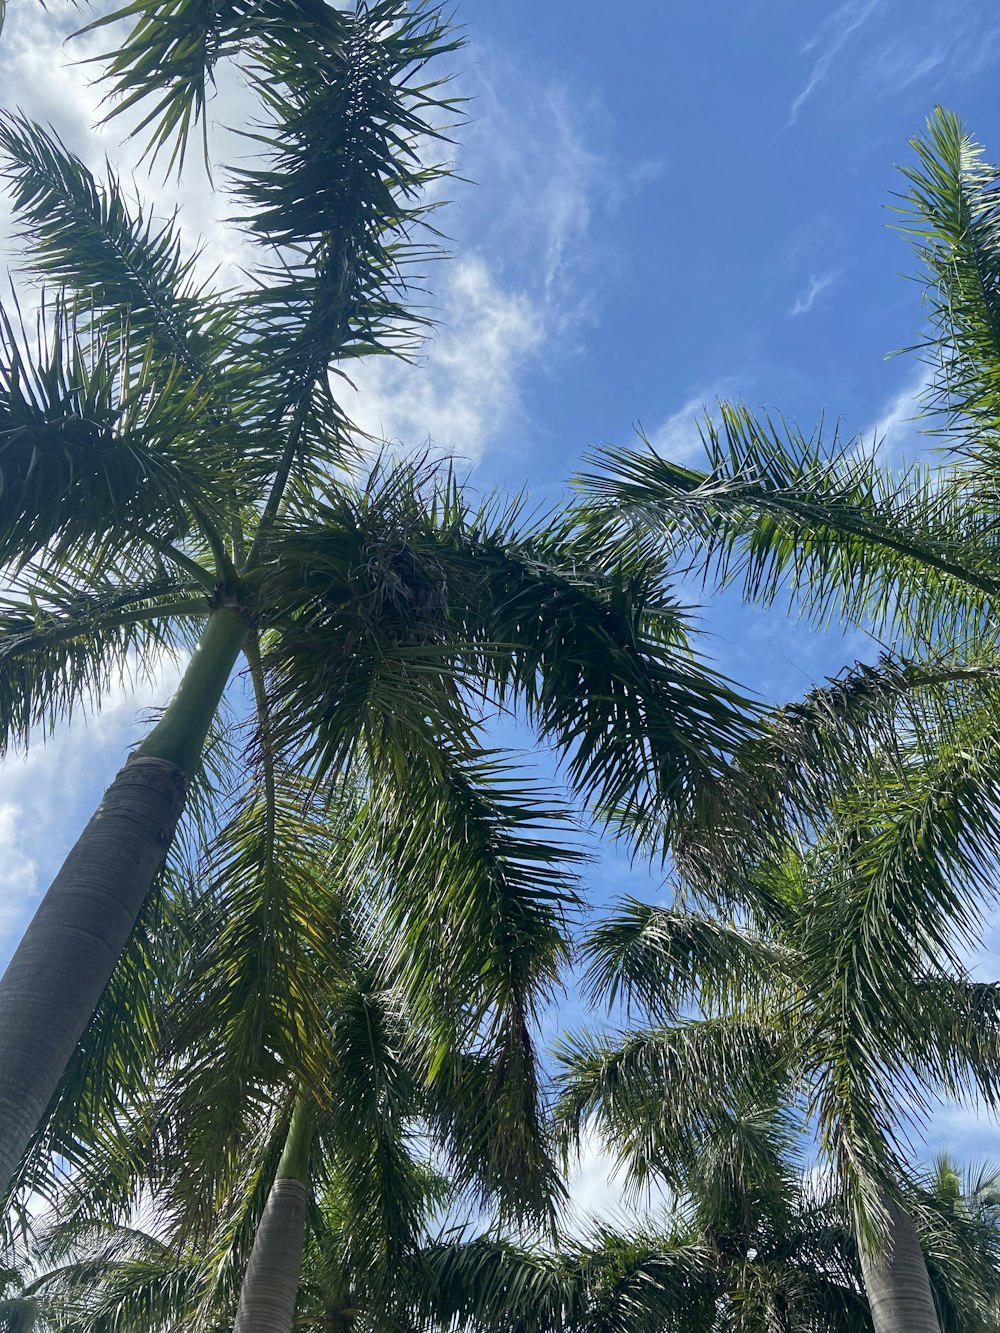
[[0, 0, 755, 1197], [577, 105, 1000, 871], [555, 751, 1000, 1333], [22, 755, 580, 1331]]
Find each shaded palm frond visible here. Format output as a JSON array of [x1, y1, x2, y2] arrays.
[[237, 3, 463, 511], [554, 1020, 791, 1194], [80, 0, 349, 172], [357, 742, 581, 1228], [0, 115, 237, 401], [0, 570, 205, 756], [0, 294, 229, 572], [582, 899, 794, 1020]]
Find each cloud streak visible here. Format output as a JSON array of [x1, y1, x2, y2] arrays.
[[789, 0, 881, 125], [787, 270, 839, 317]]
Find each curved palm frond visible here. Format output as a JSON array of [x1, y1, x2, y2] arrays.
[[554, 1019, 791, 1194], [581, 403, 999, 648], [0, 293, 228, 575], [358, 742, 582, 1227], [582, 899, 794, 1020], [79, 0, 349, 172], [0, 568, 206, 756]]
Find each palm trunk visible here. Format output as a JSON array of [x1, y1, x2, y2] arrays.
[[235, 1097, 314, 1333], [859, 1196, 941, 1333], [0, 607, 247, 1195]]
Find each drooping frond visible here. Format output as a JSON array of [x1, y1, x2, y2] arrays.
[[676, 647, 1000, 895], [581, 404, 1000, 647], [312, 970, 429, 1273], [582, 899, 795, 1020], [0, 568, 205, 755], [554, 1019, 792, 1193], [358, 742, 582, 1227], [25, 1224, 204, 1333], [161, 768, 342, 1214], [0, 294, 229, 572], [79, 0, 349, 172]]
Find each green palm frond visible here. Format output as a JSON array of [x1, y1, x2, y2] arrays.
[[582, 900, 794, 1019], [313, 973, 429, 1271], [262, 461, 483, 780], [581, 403, 999, 645], [163, 769, 342, 1190], [0, 116, 235, 394], [469, 511, 757, 848], [0, 294, 230, 573], [236, 3, 463, 515], [80, 0, 349, 173], [554, 1019, 791, 1193], [897, 108, 1000, 478], [676, 648, 1000, 894], [358, 743, 581, 1226], [905, 978, 1000, 1111], [0, 569, 205, 755], [25, 1224, 203, 1333]]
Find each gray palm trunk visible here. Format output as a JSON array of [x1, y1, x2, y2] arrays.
[[0, 608, 246, 1195], [234, 1097, 314, 1333], [859, 1197, 941, 1333]]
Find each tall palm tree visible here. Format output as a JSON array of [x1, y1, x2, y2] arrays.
[[555, 750, 1000, 1333], [22, 756, 580, 1331], [0, 0, 755, 1197]]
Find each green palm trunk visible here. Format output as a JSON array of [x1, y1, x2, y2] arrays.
[[234, 1097, 314, 1333], [0, 608, 246, 1193], [860, 1198, 941, 1333]]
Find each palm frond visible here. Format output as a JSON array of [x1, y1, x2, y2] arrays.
[[897, 107, 1000, 480], [582, 899, 795, 1020], [237, 3, 463, 520], [580, 404, 1000, 646], [358, 743, 582, 1228], [677, 647, 1000, 896], [162, 767, 342, 1205], [0, 569, 204, 755], [79, 0, 349, 172], [458, 501, 759, 850], [0, 293, 229, 572], [554, 1019, 791, 1194], [0, 115, 234, 394]]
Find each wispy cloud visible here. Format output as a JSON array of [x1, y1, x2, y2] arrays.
[[787, 270, 839, 318], [647, 381, 742, 466], [345, 256, 544, 464], [789, 0, 881, 125], [860, 367, 935, 462]]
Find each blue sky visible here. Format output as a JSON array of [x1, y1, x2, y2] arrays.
[[2, 0, 1000, 1215]]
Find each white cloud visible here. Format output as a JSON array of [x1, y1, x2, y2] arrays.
[[860, 366, 934, 463], [345, 255, 544, 463], [646, 381, 741, 466], [787, 270, 839, 318], [789, 0, 881, 125], [563, 1127, 673, 1233]]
